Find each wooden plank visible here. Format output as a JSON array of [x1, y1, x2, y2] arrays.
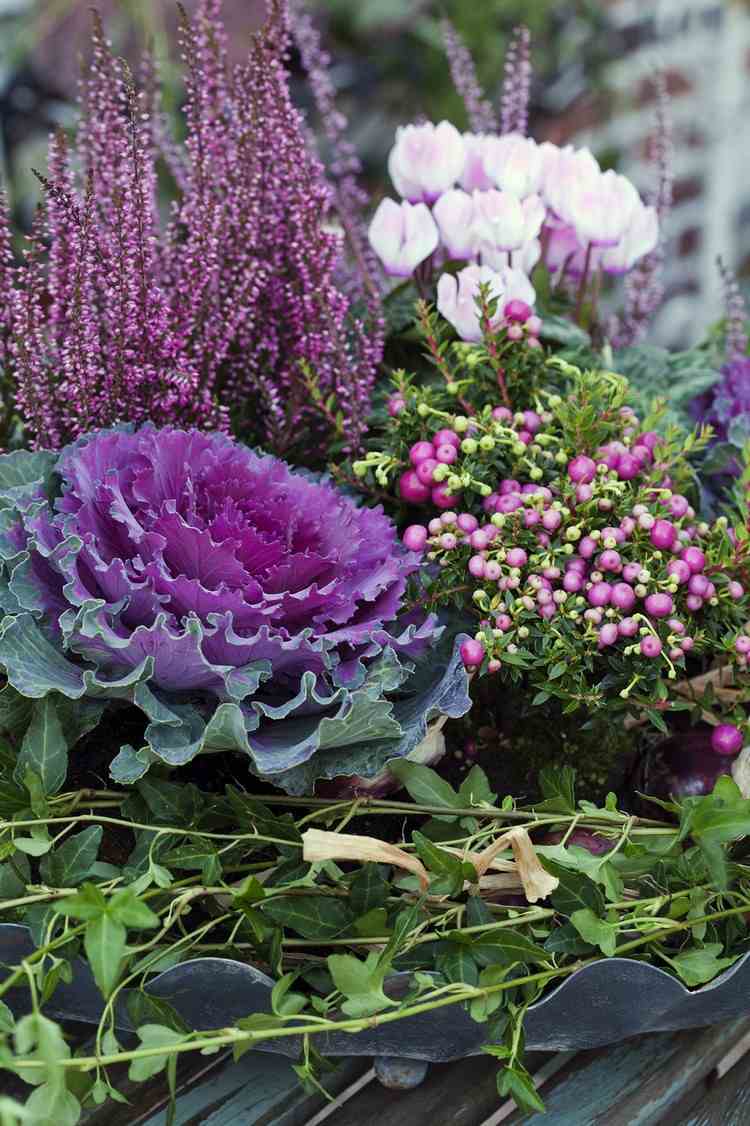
[[309, 1052, 549, 1126], [502, 1019, 750, 1125], [672, 1049, 750, 1125]]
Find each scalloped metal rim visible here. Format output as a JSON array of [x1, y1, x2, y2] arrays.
[[3, 923, 750, 1058]]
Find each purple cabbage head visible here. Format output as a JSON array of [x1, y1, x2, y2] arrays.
[[0, 428, 470, 793]]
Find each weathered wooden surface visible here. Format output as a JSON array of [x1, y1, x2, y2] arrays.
[[5, 1019, 750, 1123]]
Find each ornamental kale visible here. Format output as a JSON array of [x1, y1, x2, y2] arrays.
[[0, 428, 470, 794]]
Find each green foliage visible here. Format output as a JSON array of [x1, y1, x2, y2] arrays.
[[1, 761, 750, 1120]]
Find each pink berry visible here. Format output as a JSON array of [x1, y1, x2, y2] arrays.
[[680, 546, 705, 574], [668, 494, 689, 518], [507, 323, 524, 342], [485, 561, 501, 581], [432, 484, 460, 509], [525, 315, 543, 336], [568, 557, 588, 574], [638, 431, 661, 452], [460, 639, 485, 669], [735, 636, 750, 655], [428, 518, 443, 535], [578, 536, 597, 560], [563, 571, 583, 593], [499, 478, 521, 495], [588, 581, 612, 607], [598, 550, 622, 572], [619, 617, 639, 638], [620, 517, 636, 537], [435, 443, 458, 465], [434, 428, 460, 449], [644, 592, 673, 618], [542, 509, 562, 533], [506, 547, 528, 568], [686, 594, 703, 612], [402, 525, 428, 551], [523, 410, 542, 434], [387, 396, 406, 417], [568, 455, 597, 485], [611, 582, 636, 611], [729, 581, 744, 600], [492, 407, 513, 423], [410, 440, 435, 466], [524, 509, 541, 528], [539, 602, 556, 619], [688, 573, 709, 598], [504, 298, 533, 323], [440, 533, 457, 550], [470, 530, 489, 551], [631, 444, 652, 466], [496, 494, 523, 514], [640, 635, 662, 658], [680, 636, 694, 652], [711, 724, 744, 756], [416, 458, 439, 485], [650, 519, 677, 551], [495, 614, 512, 631], [598, 623, 619, 648], [616, 453, 642, 481], [667, 559, 691, 584], [623, 562, 642, 584], [457, 513, 478, 533], [584, 608, 603, 625], [399, 470, 430, 504], [668, 619, 685, 634], [517, 430, 532, 445], [576, 484, 593, 503], [468, 555, 486, 578]]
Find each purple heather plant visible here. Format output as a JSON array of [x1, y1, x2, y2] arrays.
[[440, 18, 499, 135], [499, 25, 532, 138], [691, 262, 750, 455], [0, 426, 470, 794], [1, 0, 380, 455]]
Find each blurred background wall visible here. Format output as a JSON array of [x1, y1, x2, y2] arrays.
[[1, 0, 749, 349]]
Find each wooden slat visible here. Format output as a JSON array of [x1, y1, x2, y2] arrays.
[[672, 1048, 750, 1125], [502, 1019, 750, 1125]]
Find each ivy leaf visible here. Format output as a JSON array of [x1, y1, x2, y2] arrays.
[[271, 973, 308, 1018], [496, 1064, 546, 1115], [40, 826, 103, 886], [107, 886, 160, 930], [458, 765, 496, 807], [544, 922, 595, 956], [0, 1000, 14, 1034], [665, 943, 738, 987], [466, 896, 494, 928], [534, 765, 576, 814], [261, 895, 353, 940], [126, 993, 190, 1036], [349, 863, 389, 916], [570, 908, 617, 956], [13, 697, 68, 797], [85, 913, 127, 997], [542, 859, 605, 917], [353, 908, 389, 938], [128, 1025, 187, 1082], [412, 831, 465, 895], [469, 929, 549, 968], [387, 760, 462, 818], [436, 945, 479, 985], [327, 951, 398, 1018]]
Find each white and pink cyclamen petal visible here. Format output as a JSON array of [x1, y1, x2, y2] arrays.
[[368, 119, 659, 340]]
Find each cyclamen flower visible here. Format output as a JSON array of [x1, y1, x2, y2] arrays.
[[459, 134, 494, 192], [388, 120, 466, 204], [437, 263, 535, 342], [368, 199, 439, 276], [433, 189, 477, 260], [566, 169, 640, 248], [0, 428, 471, 793], [601, 201, 659, 275], [483, 134, 543, 198], [472, 190, 545, 256]]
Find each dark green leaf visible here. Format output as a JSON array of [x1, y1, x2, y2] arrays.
[[349, 863, 389, 916], [534, 765, 576, 814], [14, 696, 68, 797], [544, 922, 594, 956], [126, 992, 189, 1035], [470, 929, 549, 967], [40, 826, 102, 886], [85, 913, 126, 997], [458, 765, 496, 807], [436, 945, 479, 985], [387, 760, 462, 816], [543, 859, 605, 917], [262, 895, 353, 940]]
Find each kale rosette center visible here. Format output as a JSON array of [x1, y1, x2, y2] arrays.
[[0, 429, 470, 793]]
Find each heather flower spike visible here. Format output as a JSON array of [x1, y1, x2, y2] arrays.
[[718, 257, 749, 362], [0, 428, 471, 794], [500, 25, 532, 137], [440, 18, 499, 134], [3, 0, 376, 455]]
